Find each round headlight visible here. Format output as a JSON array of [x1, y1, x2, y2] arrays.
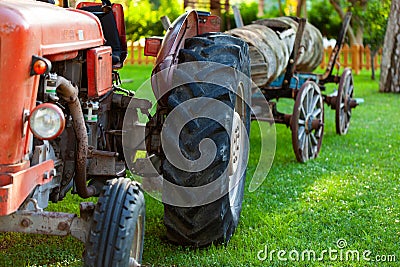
[[29, 103, 65, 140]]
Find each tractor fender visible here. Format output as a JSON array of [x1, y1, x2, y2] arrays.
[[151, 10, 199, 99]]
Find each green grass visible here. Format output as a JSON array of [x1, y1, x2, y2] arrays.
[[0, 66, 399, 266], [119, 64, 153, 90]]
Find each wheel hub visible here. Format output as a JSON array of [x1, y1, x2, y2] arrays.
[[229, 111, 242, 176], [343, 94, 349, 113], [228, 110, 244, 208], [130, 214, 144, 267], [305, 114, 314, 134]]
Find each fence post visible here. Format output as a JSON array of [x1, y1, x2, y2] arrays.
[[375, 48, 382, 71], [359, 44, 364, 70], [365, 45, 371, 70], [145, 47, 150, 65], [130, 42, 135, 65], [351, 44, 360, 75], [137, 45, 143, 65], [342, 43, 349, 69]]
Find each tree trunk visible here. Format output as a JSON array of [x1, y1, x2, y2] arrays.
[[210, 0, 221, 19], [379, 0, 400, 93], [68, 0, 77, 7], [296, 0, 306, 18], [277, 0, 283, 16], [258, 0, 265, 17], [355, 25, 364, 45], [370, 50, 377, 80]]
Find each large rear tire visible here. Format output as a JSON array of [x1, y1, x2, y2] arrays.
[[84, 178, 145, 267], [161, 33, 251, 247]]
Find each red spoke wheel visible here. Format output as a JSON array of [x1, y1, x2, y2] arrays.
[[291, 81, 324, 162]]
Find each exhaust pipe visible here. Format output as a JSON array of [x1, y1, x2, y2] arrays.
[[56, 76, 96, 198]]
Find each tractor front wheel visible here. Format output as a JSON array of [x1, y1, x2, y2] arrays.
[[84, 178, 145, 267]]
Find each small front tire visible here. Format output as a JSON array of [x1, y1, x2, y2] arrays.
[[84, 178, 145, 267]]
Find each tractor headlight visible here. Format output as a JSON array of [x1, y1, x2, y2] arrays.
[[29, 103, 65, 140]]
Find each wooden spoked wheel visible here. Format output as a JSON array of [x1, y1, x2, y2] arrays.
[[291, 81, 324, 163], [336, 68, 354, 135]]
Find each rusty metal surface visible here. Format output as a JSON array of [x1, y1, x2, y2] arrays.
[[87, 46, 113, 98], [324, 94, 337, 108], [0, 161, 29, 174], [87, 148, 117, 176], [198, 15, 221, 34], [0, 211, 75, 235], [0, 160, 55, 216], [151, 11, 199, 99], [56, 76, 95, 198], [0, 206, 93, 243]]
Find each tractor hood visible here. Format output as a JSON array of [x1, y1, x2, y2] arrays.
[[0, 0, 103, 166], [0, 0, 104, 57]]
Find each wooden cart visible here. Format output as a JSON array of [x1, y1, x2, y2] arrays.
[[251, 13, 359, 162]]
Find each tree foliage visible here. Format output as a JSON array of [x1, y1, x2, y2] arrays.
[[362, 0, 390, 80], [327, 0, 390, 46], [262, 0, 299, 18], [124, 0, 183, 41], [362, 0, 390, 52], [230, 1, 259, 28], [308, 0, 342, 39]]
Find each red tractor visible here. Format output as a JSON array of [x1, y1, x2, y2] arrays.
[[0, 0, 251, 265]]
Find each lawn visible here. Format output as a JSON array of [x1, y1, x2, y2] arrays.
[[0, 65, 399, 266]]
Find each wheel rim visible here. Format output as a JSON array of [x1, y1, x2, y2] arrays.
[[228, 83, 246, 208], [292, 82, 324, 162], [336, 68, 354, 135], [129, 213, 144, 267]]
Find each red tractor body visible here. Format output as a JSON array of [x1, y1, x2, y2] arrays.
[[0, 1, 107, 216], [0, 1, 148, 265]]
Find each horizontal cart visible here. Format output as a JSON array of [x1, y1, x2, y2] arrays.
[[251, 13, 359, 162]]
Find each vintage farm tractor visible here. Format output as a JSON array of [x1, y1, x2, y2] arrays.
[[0, 0, 359, 266], [0, 0, 250, 265], [0, 0, 149, 266]]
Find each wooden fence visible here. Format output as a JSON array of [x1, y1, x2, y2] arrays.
[[319, 44, 382, 74], [127, 42, 382, 75], [127, 42, 156, 65]]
